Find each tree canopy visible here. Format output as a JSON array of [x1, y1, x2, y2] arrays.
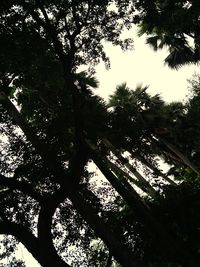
[[1, 1, 200, 267]]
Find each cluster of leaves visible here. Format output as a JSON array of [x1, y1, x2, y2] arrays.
[[135, 0, 200, 68]]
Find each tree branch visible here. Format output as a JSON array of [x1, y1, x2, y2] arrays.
[[19, 0, 69, 71], [0, 220, 52, 267], [0, 174, 43, 203], [37, 189, 69, 267], [0, 91, 70, 186], [0, 186, 71, 266]]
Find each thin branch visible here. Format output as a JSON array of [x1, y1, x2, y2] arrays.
[[84, 0, 92, 25], [19, 0, 69, 70], [64, 16, 71, 38], [71, 4, 80, 31], [0, 91, 69, 186]]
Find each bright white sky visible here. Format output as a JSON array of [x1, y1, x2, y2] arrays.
[[95, 27, 200, 103], [2, 27, 200, 267]]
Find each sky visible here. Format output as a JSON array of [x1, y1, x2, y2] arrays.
[[95, 27, 200, 103], [2, 27, 200, 267]]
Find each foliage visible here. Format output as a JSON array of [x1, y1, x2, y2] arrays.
[[0, 1, 200, 267], [136, 0, 200, 68]]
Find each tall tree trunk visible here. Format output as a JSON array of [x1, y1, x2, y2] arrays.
[[103, 138, 158, 198], [155, 136, 199, 175], [107, 157, 155, 198], [134, 153, 177, 185]]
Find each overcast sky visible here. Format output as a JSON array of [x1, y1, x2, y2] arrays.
[[5, 27, 200, 267]]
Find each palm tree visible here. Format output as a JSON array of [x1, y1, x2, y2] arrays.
[[108, 83, 199, 180], [136, 0, 200, 68]]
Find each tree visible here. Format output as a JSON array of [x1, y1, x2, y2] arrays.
[[0, 1, 140, 266], [108, 83, 199, 178], [107, 80, 200, 265], [1, 1, 200, 267]]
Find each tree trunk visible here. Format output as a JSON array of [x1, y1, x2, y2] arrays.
[[156, 136, 199, 175], [107, 158, 155, 198], [135, 153, 177, 185], [103, 138, 158, 198]]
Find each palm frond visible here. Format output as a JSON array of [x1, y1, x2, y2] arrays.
[[146, 36, 159, 51], [165, 45, 195, 69]]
